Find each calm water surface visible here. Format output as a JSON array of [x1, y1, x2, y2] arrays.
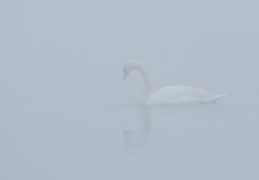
[[1, 98, 259, 180]]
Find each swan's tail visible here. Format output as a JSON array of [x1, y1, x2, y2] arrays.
[[202, 93, 227, 103]]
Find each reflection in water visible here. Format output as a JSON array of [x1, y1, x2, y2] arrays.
[[123, 105, 152, 154]]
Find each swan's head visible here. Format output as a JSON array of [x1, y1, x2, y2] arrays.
[[122, 60, 143, 81]]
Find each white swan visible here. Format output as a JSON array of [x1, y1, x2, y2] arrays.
[[122, 60, 226, 105]]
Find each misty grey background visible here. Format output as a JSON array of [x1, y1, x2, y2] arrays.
[[1, 0, 259, 180]]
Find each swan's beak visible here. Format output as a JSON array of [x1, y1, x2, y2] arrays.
[[122, 71, 128, 81]]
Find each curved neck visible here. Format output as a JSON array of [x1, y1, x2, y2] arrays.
[[136, 65, 151, 104]]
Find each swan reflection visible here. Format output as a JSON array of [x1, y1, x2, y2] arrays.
[[123, 105, 152, 154]]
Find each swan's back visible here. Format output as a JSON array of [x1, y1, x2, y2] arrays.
[[148, 85, 218, 105]]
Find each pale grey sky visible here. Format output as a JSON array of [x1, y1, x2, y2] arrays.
[[1, 0, 258, 105]]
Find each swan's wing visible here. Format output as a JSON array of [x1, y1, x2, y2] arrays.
[[151, 85, 214, 99], [149, 85, 215, 104]]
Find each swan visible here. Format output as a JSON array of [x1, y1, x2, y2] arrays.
[[122, 60, 226, 105]]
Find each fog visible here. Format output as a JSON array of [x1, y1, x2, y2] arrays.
[[1, 0, 259, 179]]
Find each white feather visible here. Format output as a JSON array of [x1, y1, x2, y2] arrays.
[[123, 60, 226, 105]]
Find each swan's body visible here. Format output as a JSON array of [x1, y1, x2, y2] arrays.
[[123, 60, 226, 105]]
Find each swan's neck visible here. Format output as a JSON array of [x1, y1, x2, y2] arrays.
[[137, 65, 151, 104]]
